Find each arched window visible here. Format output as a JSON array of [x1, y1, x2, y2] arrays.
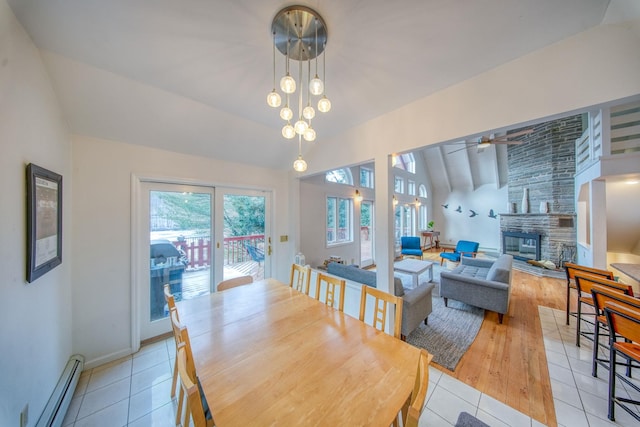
[[392, 153, 416, 173], [325, 168, 354, 185], [418, 184, 427, 198]]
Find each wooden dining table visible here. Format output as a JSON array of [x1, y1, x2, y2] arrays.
[[176, 278, 424, 426]]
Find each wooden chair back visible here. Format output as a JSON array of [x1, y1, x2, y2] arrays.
[[359, 285, 403, 339], [565, 262, 614, 286], [314, 273, 346, 312], [217, 275, 253, 292], [170, 308, 200, 426], [290, 263, 311, 295], [404, 349, 433, 427], [575, 273, 633, 303], [176, 344, 211, 427], [603, 301, 640, 422], [592, 284, 640, 320], [164, 283, 176, 312]]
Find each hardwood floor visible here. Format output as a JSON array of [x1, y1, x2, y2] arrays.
[[422, 252, 566, 427]]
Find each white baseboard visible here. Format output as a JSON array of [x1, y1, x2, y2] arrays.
[[83, 348, 134, 370]]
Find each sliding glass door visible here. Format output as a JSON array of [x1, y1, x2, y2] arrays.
[[140, 182, 214, 339], [136, 182, 272, 340]]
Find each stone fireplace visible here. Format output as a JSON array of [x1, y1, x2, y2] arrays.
[[500, 115, 581, 267]]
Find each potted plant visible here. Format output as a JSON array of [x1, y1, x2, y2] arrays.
[[427, 220, 434, 230]]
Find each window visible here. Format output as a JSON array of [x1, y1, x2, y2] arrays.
[[394, 205, 415, 245], [360, 167, 374, 189], [408, 180, 416, 196], [327, 197, 353, 245], [394, 176, 404, 194], [325, 168, 353, 185], [419, 205, 428, 230], [392, 153, 416, 173], [418, 184, 427, 198]]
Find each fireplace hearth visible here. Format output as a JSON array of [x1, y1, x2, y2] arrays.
[[502, 231, 541, 262]]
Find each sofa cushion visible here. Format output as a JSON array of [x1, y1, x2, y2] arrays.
[[451, 264, 490, 280]]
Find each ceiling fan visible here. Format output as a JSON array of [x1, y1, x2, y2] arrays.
[[447, 129, 533, 154]]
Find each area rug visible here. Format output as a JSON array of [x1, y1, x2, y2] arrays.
[[406, 296, 484, 371]]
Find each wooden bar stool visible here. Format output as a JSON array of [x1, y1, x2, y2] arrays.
[[590, 284, 639, 377], [603, 301, 640, 422], [564, 262, 614, 326]]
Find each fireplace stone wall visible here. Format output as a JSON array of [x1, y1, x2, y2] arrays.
[[500, 115, 582, 266]]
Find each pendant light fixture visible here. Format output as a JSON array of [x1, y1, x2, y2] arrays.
[[267, 5, 330, 170]]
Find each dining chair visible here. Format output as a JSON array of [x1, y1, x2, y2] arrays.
[[603, 302, 640, 422], [359, 285, 403, 339], [400, 349, 433, 427], [216, 275, 253, 292], [590, 284, 640, 378], [564, 262, 614, 325], [314, 272, 346, 312], [290, 263, 311, 295], [574, 272, 632, 347], [164, 285, 179, 398], [176, 343, 215, 427], [164, 283, 177, 314], [170, 308, 202, 427]]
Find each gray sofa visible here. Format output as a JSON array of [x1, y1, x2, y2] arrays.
[[327, 262, 435, 337], [439, 254, 513, 323]]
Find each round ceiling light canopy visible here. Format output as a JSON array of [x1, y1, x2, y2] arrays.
[[271, 6, 327, 61]]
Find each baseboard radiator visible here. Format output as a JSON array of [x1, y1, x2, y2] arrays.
[[36, 354, 84, 427]]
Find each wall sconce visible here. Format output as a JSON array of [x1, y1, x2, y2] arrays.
[[354, 189, 363, 202], [414, 198, 421, 206], [393, 195, 398, 206]]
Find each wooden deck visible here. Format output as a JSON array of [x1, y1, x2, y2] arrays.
[[180, 260, 264, 299]]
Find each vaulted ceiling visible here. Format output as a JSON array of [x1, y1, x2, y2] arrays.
[[7, 0, 623, 171]]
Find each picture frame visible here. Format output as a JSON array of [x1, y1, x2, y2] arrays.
[[26, 163, 63, 283]]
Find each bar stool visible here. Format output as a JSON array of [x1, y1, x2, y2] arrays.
[[603, 301, 640, 422]]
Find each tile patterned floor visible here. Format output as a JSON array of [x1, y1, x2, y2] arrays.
[[539, 306, 640, 427], [62, 307, 639, 426]]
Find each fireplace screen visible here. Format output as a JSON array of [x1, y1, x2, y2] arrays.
[[502, 231, 541, 261]]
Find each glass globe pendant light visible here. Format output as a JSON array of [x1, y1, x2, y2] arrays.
[[309, 20, 324, 96], [269, 6, 330, 170], [282, 122, 295, 139], [303, 126, 316, 142], [293, 135, 307, 172], [266, 31, 281, 108], [318, 95, 331, 113], [280, 104, 293, 121]]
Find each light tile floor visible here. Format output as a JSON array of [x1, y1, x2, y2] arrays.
[[62, 308, 639, 427], [538, 306, 640, 427]]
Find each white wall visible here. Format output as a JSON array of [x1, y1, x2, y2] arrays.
[[0, 2, 73, 425], [434, 185, 507, 251], [71, 136, 291, 367]]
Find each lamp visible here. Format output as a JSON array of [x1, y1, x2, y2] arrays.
[[354, 190, 363, 202], [393, 195, 398, 206], [414, 198, 421, 206], [293, 135, 307, 172], [267, 6, 331, 170]]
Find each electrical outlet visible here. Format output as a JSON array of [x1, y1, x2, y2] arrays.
[[20, 403, 28, 427]]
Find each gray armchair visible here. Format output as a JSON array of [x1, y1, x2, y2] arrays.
[[439, 254, 513, 323]]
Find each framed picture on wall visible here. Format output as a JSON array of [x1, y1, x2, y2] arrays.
[[26, 163, 62, 283]]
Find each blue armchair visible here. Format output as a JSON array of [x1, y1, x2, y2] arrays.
[[401, 236, 423, 259], [440, 240, 479, 265]]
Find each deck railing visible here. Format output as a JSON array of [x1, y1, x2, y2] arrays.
[[172, 234, 265, 268]]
